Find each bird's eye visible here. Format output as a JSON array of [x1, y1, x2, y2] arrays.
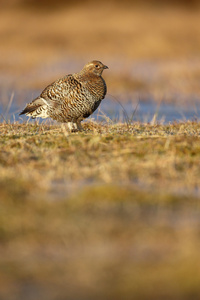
[[95, 64, 99, 68]]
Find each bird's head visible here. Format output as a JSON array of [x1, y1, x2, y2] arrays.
[[82, 60, 108, 76]]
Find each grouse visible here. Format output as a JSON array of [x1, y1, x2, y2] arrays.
[[20, 60, 108, 131]]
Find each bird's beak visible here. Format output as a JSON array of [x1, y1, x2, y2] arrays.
[[103, 65, 109, 69]]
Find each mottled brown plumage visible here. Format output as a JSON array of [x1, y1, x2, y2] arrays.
[[20, 60, 108, 131]]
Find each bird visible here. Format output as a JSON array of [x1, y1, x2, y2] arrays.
[[19, 60, 108, 131]]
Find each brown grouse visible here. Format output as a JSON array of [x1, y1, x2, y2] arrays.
[[20, 60, 108, 131]]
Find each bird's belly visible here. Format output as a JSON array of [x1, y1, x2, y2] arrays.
[[68, 97, 102, 120], [48, 95, 101, 123]]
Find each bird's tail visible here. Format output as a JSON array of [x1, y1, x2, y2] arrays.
[[19, 98, 49, 119]]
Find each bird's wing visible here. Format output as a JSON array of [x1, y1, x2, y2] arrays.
[[40, 75, 81, 107]]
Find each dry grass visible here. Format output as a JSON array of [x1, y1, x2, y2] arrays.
[[1, 122, 200, 299], [1, 121, 200, 190]]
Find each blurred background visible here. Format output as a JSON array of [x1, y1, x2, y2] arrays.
[[1, 0, 200, 121], [2, 2, 200, 300]]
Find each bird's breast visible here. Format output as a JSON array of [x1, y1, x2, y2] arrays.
[[82, 76, 107, 100]]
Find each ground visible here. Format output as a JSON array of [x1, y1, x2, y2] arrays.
[[1, 122, 200, 299]]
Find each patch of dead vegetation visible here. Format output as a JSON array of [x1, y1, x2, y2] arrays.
[[1, 121, 200, 299]]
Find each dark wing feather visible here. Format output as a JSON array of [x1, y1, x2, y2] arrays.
[[19, 98, 45, 115]]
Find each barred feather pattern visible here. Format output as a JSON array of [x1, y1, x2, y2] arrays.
[[20, 60, 108, 130]]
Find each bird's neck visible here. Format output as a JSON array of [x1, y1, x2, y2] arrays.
[[74, 71, 100, 82]]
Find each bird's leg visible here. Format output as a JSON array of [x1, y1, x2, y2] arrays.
[[76, 120, 83, 131]]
